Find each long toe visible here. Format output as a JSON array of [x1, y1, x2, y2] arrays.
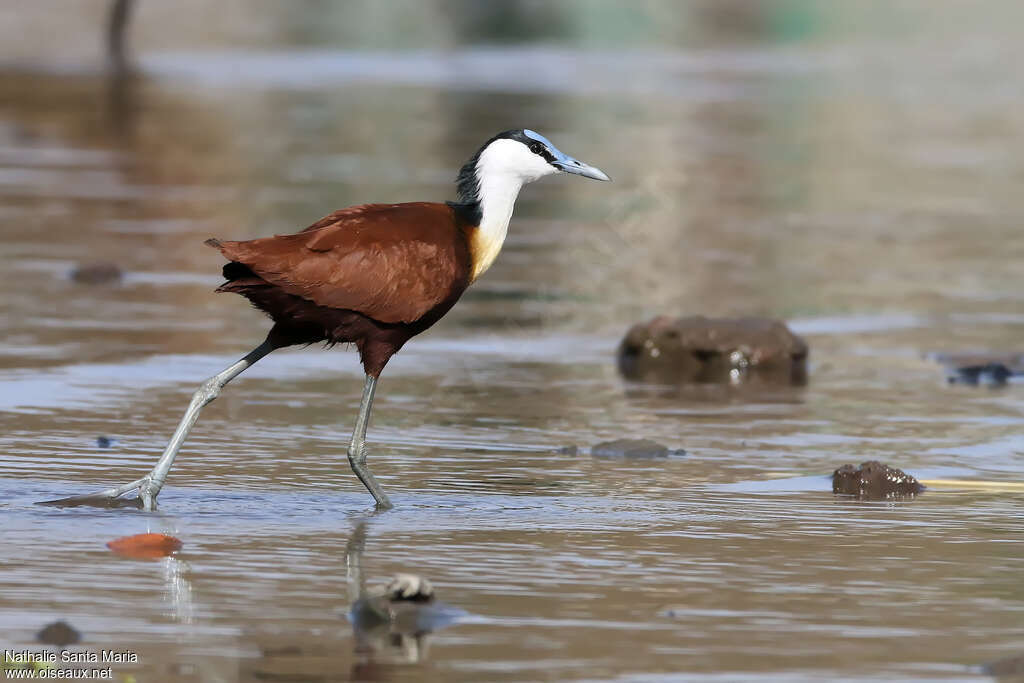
[[37, 492, 144, 509], [36, 477, 148, 509]]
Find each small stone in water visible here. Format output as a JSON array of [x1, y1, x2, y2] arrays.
[[96, 436, 114, 448], [930, 352, 1022, 387], [832, 461, 923, 500], [36, 620, 80, 648], [592, 439, 681, 459], [948, 363, 1012, 387], [983, 652, 1024, 676], [70, 262, 122, 285]]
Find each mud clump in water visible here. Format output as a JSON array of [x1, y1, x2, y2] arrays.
[[35, 620, 80, 648], [618, 315, 808, 385], [591, 439, 684, 458], [70, 262, 122, 285], [832, 461, 924, 500]]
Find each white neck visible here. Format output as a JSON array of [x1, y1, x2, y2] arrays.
[[465, 138, 556, 281], [470, 172, 524, 281]]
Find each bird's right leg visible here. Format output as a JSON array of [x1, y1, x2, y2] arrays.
[[42, 340, 276, 510]]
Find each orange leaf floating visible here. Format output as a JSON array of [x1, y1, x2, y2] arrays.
[[106, 533, 183, 560]]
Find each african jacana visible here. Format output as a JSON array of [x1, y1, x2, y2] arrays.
[[56, 130, 609, 510]]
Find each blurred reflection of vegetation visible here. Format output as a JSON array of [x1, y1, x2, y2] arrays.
[[258, 0, 803, 48]]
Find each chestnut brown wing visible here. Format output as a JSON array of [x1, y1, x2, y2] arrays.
[[209, 203, 467, 325]]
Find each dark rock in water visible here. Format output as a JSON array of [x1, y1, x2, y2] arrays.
[[36, 620, 80, 648], [832, 461, 924, 500], [70, 262, 122, 285], [96, 436, 115, 448], [557, 445, 580, 456], [592, 439, 683, 458], [983, 652, 1024, 677], [931, 352, 1023, 387], [618, 315, 808, 385], [950, 363, 1012, 387]]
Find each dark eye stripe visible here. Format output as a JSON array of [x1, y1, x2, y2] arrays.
[[531, 144, 556, 163]]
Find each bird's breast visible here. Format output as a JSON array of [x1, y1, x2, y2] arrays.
[[466, 219, 509, 282]]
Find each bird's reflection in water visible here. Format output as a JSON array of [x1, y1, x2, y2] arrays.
[[226, 516, 466, 681], [346, 518, 464, 675]]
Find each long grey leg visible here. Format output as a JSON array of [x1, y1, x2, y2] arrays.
[[348, 375, 393, 509], [44, 340, 275, 510]]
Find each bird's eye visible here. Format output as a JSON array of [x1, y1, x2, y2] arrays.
[[529, 142, 544, 154]]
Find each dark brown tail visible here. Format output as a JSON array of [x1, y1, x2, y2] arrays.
[[221, 261, 259, 283], [206, 238, 262, 291]]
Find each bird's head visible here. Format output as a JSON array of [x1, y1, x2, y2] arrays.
[[456, 129, 610, 204]]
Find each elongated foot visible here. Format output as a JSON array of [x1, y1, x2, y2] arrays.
[[39, 475, 161, 510]]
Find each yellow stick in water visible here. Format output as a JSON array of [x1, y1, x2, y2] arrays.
[[919, 479, 1024, 492], [764, 471, 1024, 492]]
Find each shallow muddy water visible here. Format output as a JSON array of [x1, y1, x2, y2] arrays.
[[2, 2, 1024, 681]]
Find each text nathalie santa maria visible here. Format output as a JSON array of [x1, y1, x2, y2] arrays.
[[5, 650, 138, 664]]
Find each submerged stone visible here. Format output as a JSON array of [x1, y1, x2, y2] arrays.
[[70, 262, 122, 285], [832, 461, 924, 500], [592, 439, 683, 458], [36, 620, 80, 648], [983, 652, 1024, 676], [950, 363, 1013, 386], [618, 315, 808, 385]]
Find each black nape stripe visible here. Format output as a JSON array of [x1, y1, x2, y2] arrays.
[[447, 199, 482, 226]]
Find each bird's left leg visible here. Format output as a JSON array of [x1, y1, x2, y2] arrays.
[[347, 374, 393, 509], [41, 340, 276, 510]]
